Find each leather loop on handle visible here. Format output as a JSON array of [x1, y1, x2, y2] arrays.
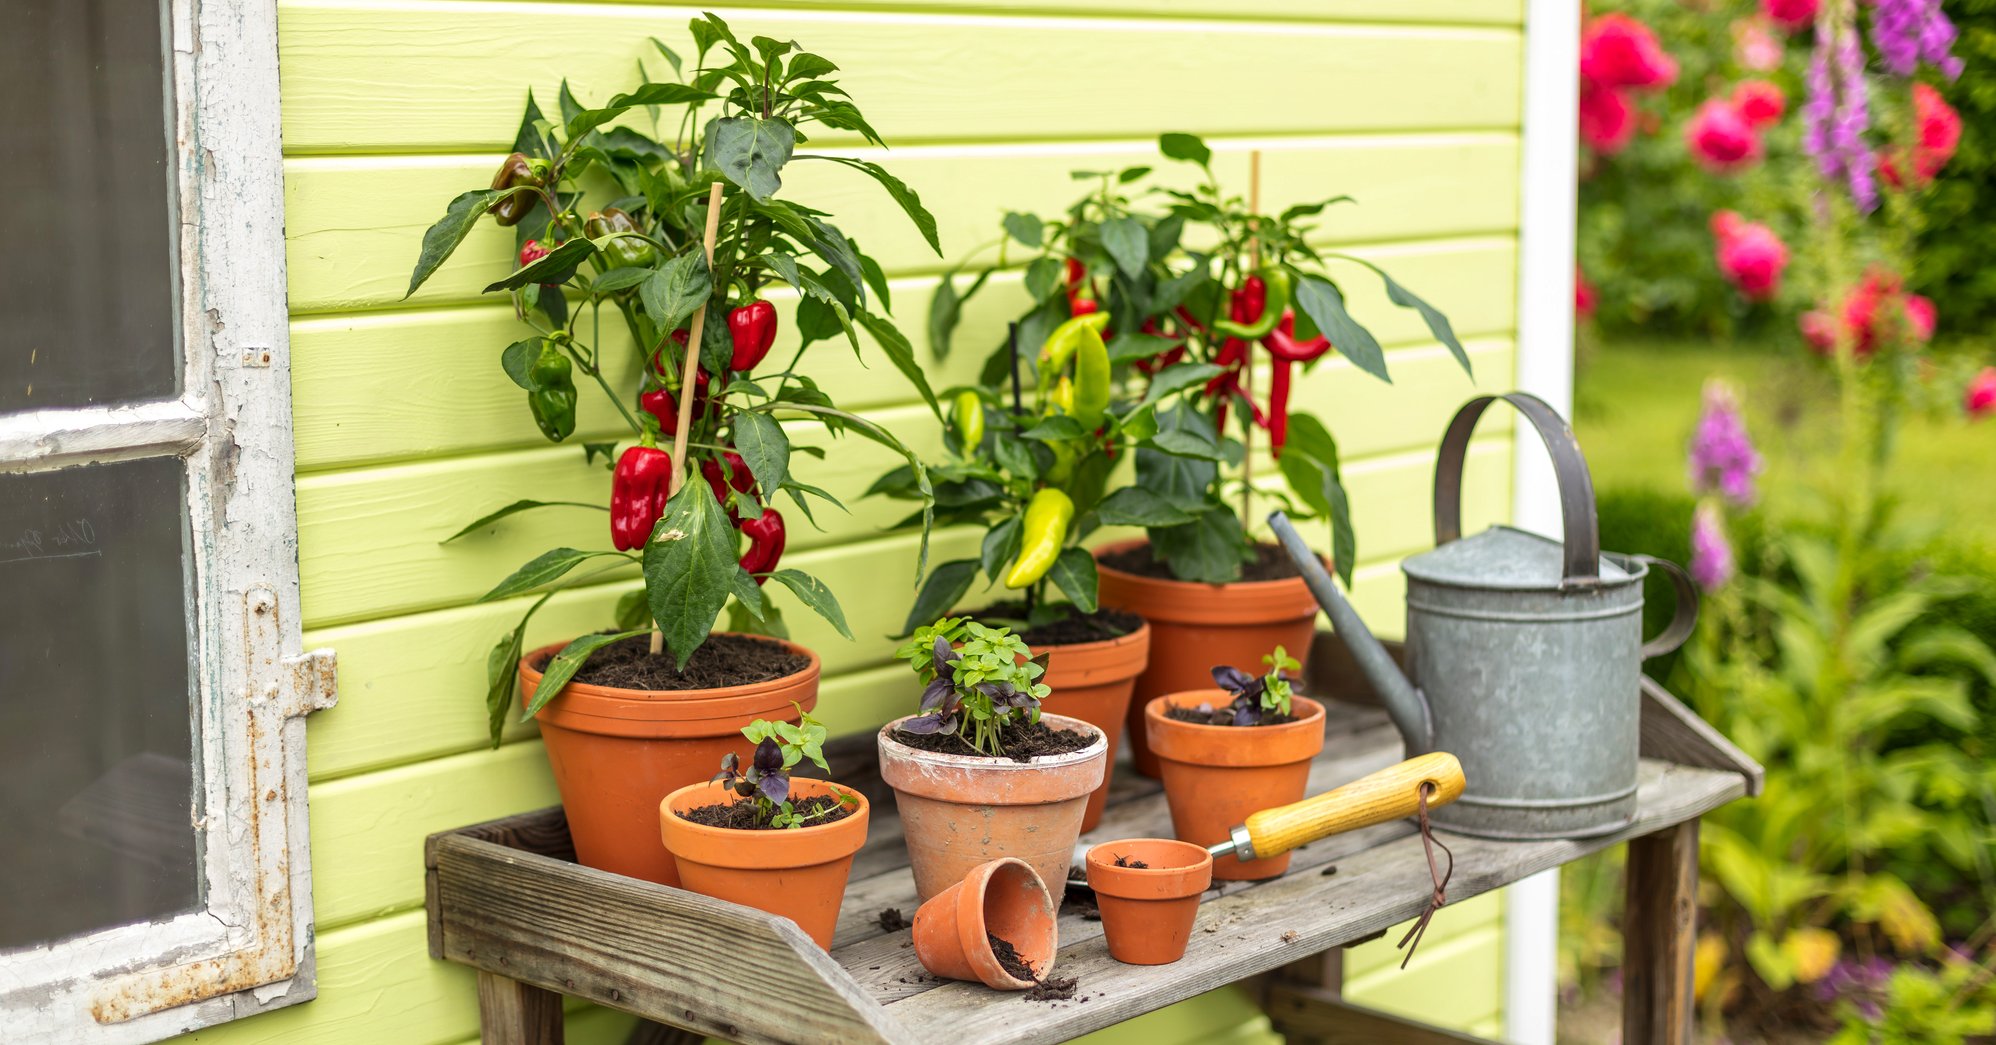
[[1434, 392, 1603, 588], [1632, 554, 1700, 659], [1241, 752, 1466, 861]]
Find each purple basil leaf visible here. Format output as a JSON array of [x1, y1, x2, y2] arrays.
[[733, 777, 757, 797], [1232, 703, 1259, 727], [902, 712, 946, 734], [753, 737, 783, 775], [931, 636, 959, 675], [1211, 665, 1255, 694], [920, 677, 952, 711], [758, 772, 790, 804], [718, 751, 740, 775]]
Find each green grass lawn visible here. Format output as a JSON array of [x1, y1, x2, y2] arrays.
[[1571, 335, 1996, 547]]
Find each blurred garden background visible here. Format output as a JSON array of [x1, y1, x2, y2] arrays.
[[1558, 0, 1996, 1040]]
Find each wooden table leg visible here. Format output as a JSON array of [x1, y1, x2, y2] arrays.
[[477, 970, 564, 1045], [1623, 820, 1699, 1045], [1262, 950, 1342, 1045]]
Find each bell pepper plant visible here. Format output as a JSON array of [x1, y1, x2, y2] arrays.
[[411, 14, 944, 744]]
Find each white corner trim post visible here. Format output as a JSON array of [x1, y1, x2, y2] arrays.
[[1506, 0, 1581, 1042]]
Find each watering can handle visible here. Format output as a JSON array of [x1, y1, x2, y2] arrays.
[[1630, 554, 1699, 658], [1434, 392, 1603, 588]]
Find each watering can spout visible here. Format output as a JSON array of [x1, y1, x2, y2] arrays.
[[1268, 512, 1434, 753]]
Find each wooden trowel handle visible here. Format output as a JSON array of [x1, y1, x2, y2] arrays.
[[1242, 752, 1466, 861]]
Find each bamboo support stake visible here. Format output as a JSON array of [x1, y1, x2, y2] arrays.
[[651, 180, 727, 657], [1240, 149, 1262, 525]]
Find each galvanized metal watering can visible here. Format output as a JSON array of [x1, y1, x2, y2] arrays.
[[1269, 392, 1697, 840]]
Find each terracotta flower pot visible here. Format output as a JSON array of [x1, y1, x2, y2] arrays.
[[658, 778, 869, 949], [1095, 540, 1320, 778], [912, 857, 1057, 990], [877, 712, 1107, 902], [1035, 621, 1150, 833], [1145, 692, 1327, 880], [1084, 838, 1214, 965], [522, 636, 819, 887]]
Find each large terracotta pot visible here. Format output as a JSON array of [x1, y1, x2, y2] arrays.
[[1035, 621, 1150, 832], [1095, 540, 1321, 778], [877, 712, 1107, 902], [522, 636, 819, 887], [1084, 838, 1213, 965], [911, 857, 1057, 990], [658, 778, 869, 949], [1145, 692, 1326, 880]]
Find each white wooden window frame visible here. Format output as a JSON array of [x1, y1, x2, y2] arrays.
[[0, 0, 335, 1040]]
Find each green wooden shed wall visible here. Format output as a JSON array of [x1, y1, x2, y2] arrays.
[[177, 1, 1534, 1041]]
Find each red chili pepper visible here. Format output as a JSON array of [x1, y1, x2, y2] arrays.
[[610, 446, 674, 551], [1068, 295, 1100, 318], [727, 300, 779, 372], [1262, 310, 1332, 363], [739, 508, 786, 582], [1268, 357, 1293, 456], [1064, 257, 1086, 290], [700, 450, 755, 522]]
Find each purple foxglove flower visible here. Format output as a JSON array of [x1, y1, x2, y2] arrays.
[[1869, 0, 1963, 79], [1688, 380, 1763, 507], [1690, 502, 1736, 592], [1803, 5, 1879, 212]]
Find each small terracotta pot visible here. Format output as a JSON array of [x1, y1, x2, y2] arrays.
[[658, 778, 868, 949], [1085, 839, 1214, 965], [877, 712, 1107, 902], [1095, 540, 1320, 778], [1145, 692, 1327, 880], [523, 636, 819, 887], [1035, 621, 1151, 832], [912, 857, 1057, 990]]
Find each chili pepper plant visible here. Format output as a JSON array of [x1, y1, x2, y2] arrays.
[[409, 14, 943, 743], [894, 616, 1054, 757], [879, 176, 1210, 633]]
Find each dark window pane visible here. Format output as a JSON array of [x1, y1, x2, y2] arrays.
[[1, 0, 176, 413], [0, 457, 197, 949]]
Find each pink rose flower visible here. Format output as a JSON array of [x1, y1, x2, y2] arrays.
[[1801, 269, 1937, 356], [1580, 83, 1637, 154], [1734, 17, 1786, 70], [1762, 0, 1819, 32], [1966, 367, 1996, 419], [1732, 80, 1787, 129], [1881, 83, 1963, 187], [1576, 266, 1598, 318], [1582, 14, 1679, 90], [1714, 219, 1789, 301], [1686, 98, 1763, 173]]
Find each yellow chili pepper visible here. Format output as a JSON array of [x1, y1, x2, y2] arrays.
[[952, 390, 985, 454], [1070, 324, 1111, 429], [1003, 487, 1075, 589], [1037, 311, 1112, 373], [1047, 374, 1075, 416]]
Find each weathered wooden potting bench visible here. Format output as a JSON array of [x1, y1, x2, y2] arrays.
[[425, 638, 1760, 1045]]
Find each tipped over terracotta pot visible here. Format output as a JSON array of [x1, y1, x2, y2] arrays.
[[524, 636, 819, 887], [1095, 540, 1320, 778], [878, 712, 1107, 902], [658, 778, 868, 949], [912, 857, 1057, 990], [1145, 692, 1327, 880]]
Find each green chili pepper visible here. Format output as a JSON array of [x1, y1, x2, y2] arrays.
[[1070, 324, 1111, 430], [527, 340, 578, 442], [1003, 487, 1075, 590], [584, 208, 657, 268], [952, 390, 985, 455], [1212, 267, 1291, 341]]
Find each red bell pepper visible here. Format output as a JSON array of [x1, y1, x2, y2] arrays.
[[701, 449, 756, 521], [642, 366, 714, 435], [610, 446, 674, 551], [739, 508, 786, 582], [727, 300, 779, 372]]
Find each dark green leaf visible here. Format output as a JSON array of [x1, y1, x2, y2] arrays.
[[500, 337, 541, 389], [1118, 165, 1152, 184], [567, 82, 718, 141], [928, 266, 991, 361], [1294, 277, 1390, 383], [407, 188, 506, 298], [651, 38, 684, 78], [1046, 547, 1098, 614], [858, 250, 892, 313], [1281, 195, 1354, 223], [709, 115, 796, 201], [1147, 214, 1185, 259], [765, 569, 853, 639], [614, 587, 651, 630], [901, 559, 980, 636], [1003, 212, 1044, 249], [485, 237, 597, 293], [642, 481, 739, 669], [1099, 216, 1149, 279], [522, 630, 650, 719], [582, 442, 619, 469], [729, 564, 768, 620], [444, 499, 605, 542], [1338, 256, 1471, 377], [641, 249, 713, 330], [1106, 332, 1179, 366], [1136, 404, 1218, 508], [512, 90, 551, 159], [1151, 429, 1226, 460], [857, 310, 940, 419], [1158, 132, 1211, 167], [591, 266, 653, 293], [980, 517, 1022, 583], [759, 251, 803, 291], [1140, 362, 1222, 407], [1020, 415, 1087, 441], [732, 409, 790, 499], [1093, 487, 1195, 527], [786, 53, 838, 80], [990, 432, 1039, 480], [1024, 256, 1063, 303], [1150, 506, 1249, 583], [804, 217, 866, 308], [480, 548, 623, 602], [795, 154, 941, 255]]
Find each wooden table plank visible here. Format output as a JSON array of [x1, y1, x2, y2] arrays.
[[882, 762, 1743, 1045]]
